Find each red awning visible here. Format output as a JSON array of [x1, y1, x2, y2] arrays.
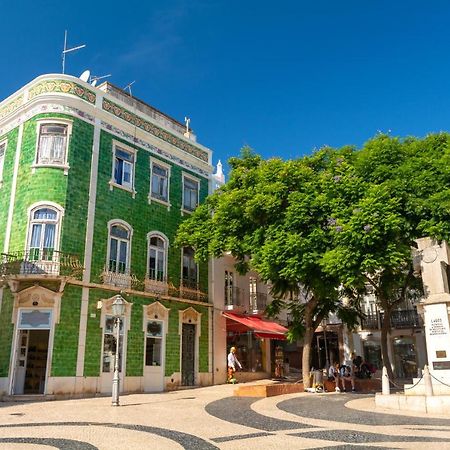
[[223, 311, 288, 340]]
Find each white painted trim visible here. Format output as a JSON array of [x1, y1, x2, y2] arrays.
[[3, 123, 23, 253], [32, 118, 72, 175], [77, 111, 102, 376], [181, 171, 200, 215], [149, 157, 171, 209]]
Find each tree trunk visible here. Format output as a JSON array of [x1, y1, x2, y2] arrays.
[[380, 307, 395, 381], [301, 297, 318, 389]]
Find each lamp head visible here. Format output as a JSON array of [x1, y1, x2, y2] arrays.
[[111, 295, 126, 317]]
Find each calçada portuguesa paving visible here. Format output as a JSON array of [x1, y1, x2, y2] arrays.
[[1, 382, 450, 449]]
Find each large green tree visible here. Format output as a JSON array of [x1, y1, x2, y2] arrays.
[[176, 148, 358, 387], [321, 134, 450, 379]]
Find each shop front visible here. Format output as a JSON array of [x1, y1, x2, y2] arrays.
[[223, 312, 288, 381]]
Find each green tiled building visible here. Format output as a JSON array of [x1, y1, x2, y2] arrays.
[[0, 74, 213, 397]]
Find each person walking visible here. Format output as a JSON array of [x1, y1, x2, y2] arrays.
[[227, 346, 242, 384]]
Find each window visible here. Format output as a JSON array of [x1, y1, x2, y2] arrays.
[[111, 142, 136, 194], [148, 234, 167, 282], [249, 277, 257, 310], [145, 320, 163, 366], [102, 315, 124, 373], [108, 223, 131, 274], [182, 247, 198, 287], [0, 140, 6, 185], [36, 123, 69, 166], [27, 205, 61, 261], [224, 270, 234, 306], [182, 175, 199, 212], [150, 161, 169, 203]]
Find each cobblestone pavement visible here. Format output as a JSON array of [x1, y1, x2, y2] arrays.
[[1, 383, 450, 449]]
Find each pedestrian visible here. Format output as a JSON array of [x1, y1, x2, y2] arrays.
[[227, 346, 242, 384], [328, 362, 341, 392]]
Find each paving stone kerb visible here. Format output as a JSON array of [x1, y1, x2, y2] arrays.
[[0, 105, 211, 390]]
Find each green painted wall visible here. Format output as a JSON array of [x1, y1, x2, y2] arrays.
[[0, 289, 14, 377], [51, 285, 82, 377]]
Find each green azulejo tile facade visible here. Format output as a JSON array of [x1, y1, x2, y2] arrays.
[[0, 74, 214, 397]]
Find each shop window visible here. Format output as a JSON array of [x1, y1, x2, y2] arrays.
[[102, 315, 124, 373], [145, 320, 163, 366]]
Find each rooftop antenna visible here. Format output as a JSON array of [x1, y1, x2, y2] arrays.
[[89, 73, 112, 87], [124, 81, 136, 97], [62, 30, 86, 74]]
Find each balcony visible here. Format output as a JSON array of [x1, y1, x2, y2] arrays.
[[0, 250, 83, 279], [225, 287, 243, 310], [170, 278, 208, 302], [249, 292, 267, 313], [360, 309, 423, 330], [144, 269, 168, 295]]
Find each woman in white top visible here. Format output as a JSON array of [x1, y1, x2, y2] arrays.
[[227, 346, 242, 383]]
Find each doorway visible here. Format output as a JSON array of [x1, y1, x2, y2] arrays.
[[14, 329, 50, 394], [181, 323, 196, 386]]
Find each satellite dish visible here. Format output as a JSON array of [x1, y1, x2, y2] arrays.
[[79, 70, 90, 82], [91, 79, 98, 87]]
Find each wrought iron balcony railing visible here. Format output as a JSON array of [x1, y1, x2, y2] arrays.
[[360, 309, 423, 330], [225, 286, 243, 308], [249, 292, 267, 313], [0, 250, 84, 279]]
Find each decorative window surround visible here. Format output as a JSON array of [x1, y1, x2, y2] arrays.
[[181, 172, 200, 215], [25, 202, 64, 267], [0, 139, 6, 187], [104, 219, 133, 288], [32, 119, 72, 175], [109, 140, 137, 197], [149, 157, 171, 209]]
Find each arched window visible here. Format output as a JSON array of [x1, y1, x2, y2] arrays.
[[147, 233, 168, 282], [108, 222, 131, 274], [27, 204, 62, 261]]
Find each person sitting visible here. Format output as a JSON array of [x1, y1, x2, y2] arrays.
[[340, 364, 356, 392], [328, 362, 341, 392], [352, 352, 363, 379]]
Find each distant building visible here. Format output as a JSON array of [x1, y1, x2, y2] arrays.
[[0, 74, 214, 397]]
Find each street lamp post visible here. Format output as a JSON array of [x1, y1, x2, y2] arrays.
[[111, 295, 126, 406]]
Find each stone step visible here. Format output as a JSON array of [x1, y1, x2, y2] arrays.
[[2, 394, 56, 402]]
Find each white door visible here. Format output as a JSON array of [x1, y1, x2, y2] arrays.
[[143, 320, 164, 392]]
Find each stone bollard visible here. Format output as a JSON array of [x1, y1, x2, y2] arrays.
[[382, 366, 390, 395], [423, 365, 434, 396]]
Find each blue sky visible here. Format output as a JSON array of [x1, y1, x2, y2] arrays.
[[1, 0, 450, 170]]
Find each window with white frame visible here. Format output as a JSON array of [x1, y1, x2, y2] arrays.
[[147, 234, 167, 282], [182, 175, 199, 212], [112, 144, 135, 190], [145, 320, 163, 366], [0, 140, 6, 184], [102, 315, 124, 373], [150, 161, 169, 203], [182, 247, 198, 287], [27, 205, 61, 261], [108, 223, 131, 274], [36, 123, 69, 166]]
